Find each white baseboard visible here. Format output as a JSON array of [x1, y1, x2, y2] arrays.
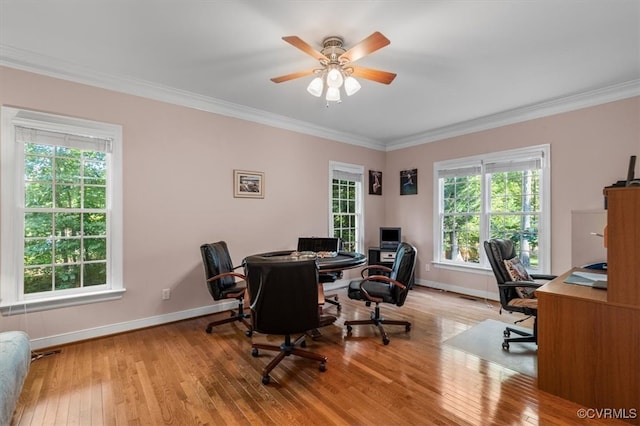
[[29, 280, 497, 350], [414, 279, 499, 302], [29, 300, 237, 351]]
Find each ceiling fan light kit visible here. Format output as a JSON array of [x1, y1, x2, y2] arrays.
[[306, 76, 324, 97], [272, 32, 396, 104], [344, 76, 361, 96]]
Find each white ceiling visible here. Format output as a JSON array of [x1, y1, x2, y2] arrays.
[[1, 1, 639, 150]]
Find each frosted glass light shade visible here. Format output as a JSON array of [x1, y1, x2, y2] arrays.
[[326, 67, 344, 88], [325, 86, 341, 102], [344, 76, 361, 96], [306, 77, 323, 97]]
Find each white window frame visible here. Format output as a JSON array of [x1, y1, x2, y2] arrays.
[[1, 107, 124, 315], [433, 144, 551, 273], [328, 161, 364, 254]]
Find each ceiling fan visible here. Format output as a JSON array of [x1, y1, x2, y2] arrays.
[[271, 32, 396, 103]]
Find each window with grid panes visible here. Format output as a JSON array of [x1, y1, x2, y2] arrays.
[[329, 162, 363, 254], [1, 107, 124, 315], [434, 145, 550, 272]]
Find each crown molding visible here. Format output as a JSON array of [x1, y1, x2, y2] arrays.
[[385, 79, 640, 151], [2, 45, 637, 153], [0, 45, 385, 151]]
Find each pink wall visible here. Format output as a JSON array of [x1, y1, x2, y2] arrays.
[[0, 67, 385, 342], [1, 66, 638, 344], [386, 97, 640, 295]]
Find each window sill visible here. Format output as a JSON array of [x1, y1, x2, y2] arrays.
[[0, 289, 126, 316], [432, 261, 492, 275]]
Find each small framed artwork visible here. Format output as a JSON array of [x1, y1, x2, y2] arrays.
[[233, 170, 264, 198], [369, 170, 382, 195], [400, 168, 418, 195]]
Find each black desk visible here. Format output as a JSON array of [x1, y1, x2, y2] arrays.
[[249, 250, 367, 272]]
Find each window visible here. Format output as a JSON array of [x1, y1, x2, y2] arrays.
[[1, 107, 124, 315], [434, 145, 550, 272], [329, 161, 364, 253]]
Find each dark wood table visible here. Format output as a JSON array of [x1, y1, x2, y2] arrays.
[[248, 250, 367, 272]]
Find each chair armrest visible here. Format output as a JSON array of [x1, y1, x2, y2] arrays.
[[206, 271, 246, 282], [207, 272, 247, 299], [530, 273, 557, 281], [360, 265, 393, 278], [356, 275, 407, 304], [498, 280, 543, 289]]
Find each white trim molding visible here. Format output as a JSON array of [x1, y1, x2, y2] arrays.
[[1, 45, 638, 152], [27, 300, 237, 351]]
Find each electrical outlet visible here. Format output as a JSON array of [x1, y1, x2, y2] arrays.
[[425, 263, 431, 272], [162, 288, 171, 300]]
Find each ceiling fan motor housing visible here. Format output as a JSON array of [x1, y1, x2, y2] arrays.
[[321, 36, 346, 64]]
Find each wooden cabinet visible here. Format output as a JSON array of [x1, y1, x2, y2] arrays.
[[537, 187, 640, 421], [606, 187, 640, 306]]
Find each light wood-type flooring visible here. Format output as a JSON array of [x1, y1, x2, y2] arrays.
[[12, 286, 626, 425]]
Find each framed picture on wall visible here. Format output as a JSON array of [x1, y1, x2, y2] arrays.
[[400, 168, 417, 195], [369, 170, 382, 195], [234, 170, 264, 198]]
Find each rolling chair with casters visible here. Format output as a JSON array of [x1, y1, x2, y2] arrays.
[[243, 255, 336, 385], [200, 241, 252, 336], [319, 273, 343, 310], [297, 237, 345, 311], [484, 238, 556, 351], [344, 242, 417, 345], [244, 254, 335, 385]]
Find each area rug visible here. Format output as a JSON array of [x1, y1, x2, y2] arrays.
[[443, 319, 537, 377]]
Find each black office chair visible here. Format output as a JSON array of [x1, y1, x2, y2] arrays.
[[244, 254, 335, 385], [297, 237, 344, 310], [344, 242, 417, 345], [484, 238, 556, 350], [200, 241, 252, 336]]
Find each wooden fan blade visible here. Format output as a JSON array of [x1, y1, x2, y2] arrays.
[[340, 32, 390, 63], [282, 36, 327, 61], [350, 66, 396, 85], [270, 69, 316, 83]]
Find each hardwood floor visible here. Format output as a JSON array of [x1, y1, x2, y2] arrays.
[[12, 286, 625, 425]]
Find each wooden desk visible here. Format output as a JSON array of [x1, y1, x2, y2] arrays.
[[537, 269, 640, 419], [536, 187, 640, 423]]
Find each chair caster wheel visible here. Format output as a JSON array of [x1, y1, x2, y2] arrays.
[[337, 305, 342, 311], [405, 325, 411, 332], [262, 375, 270, 385], [319, 362, 326, 372], [346, 325, 352, 333], [382, 337, 390, 345], [205, 326, 213, 334], [230, 311, 236, 317], [502, 342, 510, 351], [245, 330, 252, 337], [504, 329, 511, 337], [251, 348, 259, 357], [300, 340, 307, 348]]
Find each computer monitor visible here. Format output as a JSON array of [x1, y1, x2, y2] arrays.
[[380, 227, 401, 250]]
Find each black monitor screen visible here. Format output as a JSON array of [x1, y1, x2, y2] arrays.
[[380, 227, 401, 249]]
